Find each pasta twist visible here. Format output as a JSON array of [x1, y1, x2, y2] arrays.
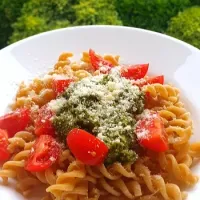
[[73, 70, 92, 80], [46, 161, 87, 199], [58, 149, 75, 168], [157, 104, 192, 152], [158, 153, 198, 185], [189, 142, 200, 158], [0, 131, 35, 183], [158, 105, 192, 128], [8, 131, 35, 154], [134, 163, 185, 200], [34, 167, 57, 185], [0, 149, 30, 183], [143, 84, 180, 105], [86, 163, 136, 180], [12, 79, 55, 109], [98, 178, 142, 199]]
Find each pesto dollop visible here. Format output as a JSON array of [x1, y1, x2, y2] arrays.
[[53, 69, 145, 164]]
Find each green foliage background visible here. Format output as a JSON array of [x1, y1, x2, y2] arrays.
[[0, 0, 200, 49], [167, 6, 200, 49]]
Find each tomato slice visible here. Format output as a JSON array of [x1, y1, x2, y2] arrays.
[[35, 104, 55, 136], [0, 129, 10, 161], [0, 108, 31, 138], [146, 75, 164, 85], [135, 111, 168, 152], [133, 75, 164, 87], [25, 135, 61, 172], [89, 49, 113, 73], [52, 78, 74, 96], [67, 128, 108, 165], [121, 64, 149, 80]]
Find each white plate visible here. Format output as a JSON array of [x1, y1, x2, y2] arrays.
[[0, 25, 200, 200]]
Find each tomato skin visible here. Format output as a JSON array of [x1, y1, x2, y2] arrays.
[[89, 49, 113, 72], [135, 111, 168, 152], [35, 105, 55, 136], [0, 108, 31, 138], [133, 75, 164, 87], [67, 128, 108, 165], [0, 129, 10, 161], [25, 135, 61, 172], [121, 64, 149, 80], [146, 75, 164, 85], [52, 78, 74, 96], [144, 92, 156, 109]]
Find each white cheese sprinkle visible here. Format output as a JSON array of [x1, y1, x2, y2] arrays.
[[48, 97, 67, 112]]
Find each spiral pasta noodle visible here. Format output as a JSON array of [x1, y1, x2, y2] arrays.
[[143, 84, 180, 105], [47, 161, 88, 199], [86, 163, 136, 180], [8, 131, 35, 153]]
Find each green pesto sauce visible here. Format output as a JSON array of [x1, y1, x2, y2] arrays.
[[53, 69, 145, 165]]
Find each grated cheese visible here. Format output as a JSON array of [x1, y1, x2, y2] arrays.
[[48, 97, 67, 113], [53, 68, 145, 164]]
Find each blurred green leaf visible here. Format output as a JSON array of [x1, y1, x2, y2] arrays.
[[9, 0, 73, 43], [115, 0, 191, 33], [73, 0, 122, 25], [0, 0, 29, 48], [167, 6, 200, 49]]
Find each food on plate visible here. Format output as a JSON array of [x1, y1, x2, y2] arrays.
[[0, 49, 199, 200]]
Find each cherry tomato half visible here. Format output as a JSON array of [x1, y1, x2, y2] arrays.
[[0, 129, 10, 161], [52, 78, 74, 96], [67, 128, 108, 165], [25, 135, 61, 172], [89, 49, 113, 72], [0, 108, 31, 138], [35, 104, 55, 136], [121, 64, 149, 80], [133, 75, 164, 87], [135, 111, 168, 152]]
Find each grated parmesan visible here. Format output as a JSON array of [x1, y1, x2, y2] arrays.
[[53, 69, 145, 164], [48, 97, 67, 113]]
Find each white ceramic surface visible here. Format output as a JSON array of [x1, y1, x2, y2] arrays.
[[0, 25, 200, 199]]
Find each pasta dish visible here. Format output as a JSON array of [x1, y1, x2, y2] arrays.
[[0, 49, 199, 200]]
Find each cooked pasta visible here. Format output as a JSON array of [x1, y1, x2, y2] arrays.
[[0, 50, 199, 200]]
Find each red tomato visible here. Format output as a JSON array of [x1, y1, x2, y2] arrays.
[[146, 75, 164, 85], [52, 78, 74, 96], [89, 49, 113, 72], [67, 128, 108, 165], [144, 92, 156, 109], [133, 75, 164, 87], [0, 108, 31, 138], [25, 135, 61, 172], [35, 105, 55, 136], [121, 64, 149, 80], [135, 111, 168, 152], [0, 129, 10, 161]]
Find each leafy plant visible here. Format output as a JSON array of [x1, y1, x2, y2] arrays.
[[73, 0, 122, 25], [0, 0, 29, 48], [167, 6, 200, 49], [9, 0, 74, 43], [190, 0, 200, 5], [115, 0, 191, 32], [9, 0, 122, 43]]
